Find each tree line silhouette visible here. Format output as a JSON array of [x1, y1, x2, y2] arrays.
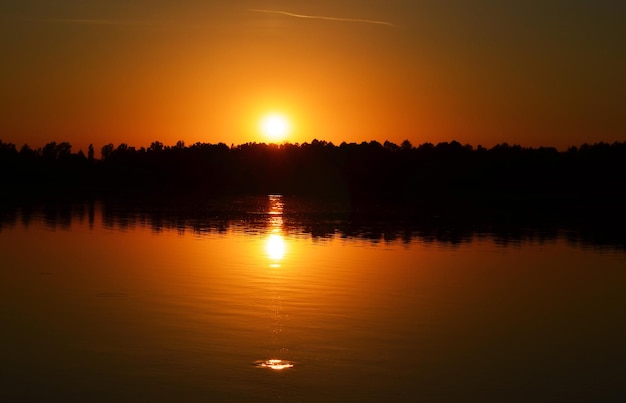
[[2, 138, 625, 211]]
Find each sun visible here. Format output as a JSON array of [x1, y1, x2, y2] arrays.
[[260, 114, 290, 141]]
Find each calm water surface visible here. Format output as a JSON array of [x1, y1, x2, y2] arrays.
[[1, 196, 625, 402]]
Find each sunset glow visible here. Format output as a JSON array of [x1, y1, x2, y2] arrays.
[[3, 1, 625, 398], [1, 1, 624, 152]]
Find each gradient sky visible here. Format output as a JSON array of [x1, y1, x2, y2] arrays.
[[1, 0, 625, 152]]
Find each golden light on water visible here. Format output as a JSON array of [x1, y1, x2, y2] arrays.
[[254, 359, 295, 370], [265, 194, 286, 266], [255, 195, 293, 370], [266, 234, 286, 261]]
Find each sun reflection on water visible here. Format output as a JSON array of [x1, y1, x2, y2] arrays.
[[253, 359, 295, 370], [256, 195, 294, 369], [266, 234, 286, 262], [265, 194, 286, 267]]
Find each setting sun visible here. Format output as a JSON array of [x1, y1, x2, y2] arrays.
[[260, 114, 290, 142]]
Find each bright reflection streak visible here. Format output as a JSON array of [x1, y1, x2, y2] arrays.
[[256, 195, 293, 370], [265, 195, 286, 266], [254, 359, 295, 370], [266, 234, 286, 261]]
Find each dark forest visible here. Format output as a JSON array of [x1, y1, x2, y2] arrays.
[[2, 139, 625, 212]]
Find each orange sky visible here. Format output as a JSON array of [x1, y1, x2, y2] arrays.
[[1, 1, 625, 153]]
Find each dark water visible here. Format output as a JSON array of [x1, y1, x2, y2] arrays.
[[1, 196, 625, 402]]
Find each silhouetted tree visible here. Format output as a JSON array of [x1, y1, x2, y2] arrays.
[[149, 141, 164, 153], [384, 140, 399, 152], [57, 142, 72, 159], [19, 144, 38, 159], [42, 142, 58, 160], [101, 144, 114, 160], [0, 140, 17, 156]]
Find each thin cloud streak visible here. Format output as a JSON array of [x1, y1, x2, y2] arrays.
[[249, 9, 395, 27]]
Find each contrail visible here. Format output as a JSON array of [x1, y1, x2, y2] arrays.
[[249, 9, 395, 27]]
